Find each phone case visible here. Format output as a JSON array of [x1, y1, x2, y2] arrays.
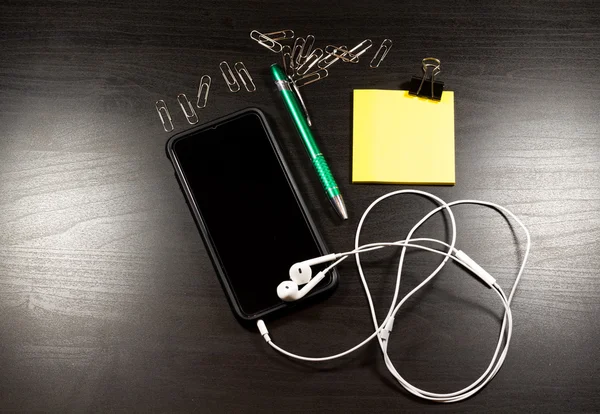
[[166, 107, 338, 322]]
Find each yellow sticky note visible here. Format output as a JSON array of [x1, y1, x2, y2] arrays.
[[352, 90, 455, 185]]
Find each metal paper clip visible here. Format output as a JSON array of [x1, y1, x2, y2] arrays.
[[293, 68, 328, 88], [296, 48, 323, 76], [196, 75, 211, 108], [347, 39, 373, 61], [324, 45, 359, 63], [297, 34, 315, 65], [234, 62, 256, 92], [290, 80, 312, 127], [177, 93, 198, 125], [219, 61, 240, 92], [281, 45, 295, 77], [291, 37, 305, 65], [408, 57, 444, 100], [318, 45, 347, 69], [155, 100, 174, 132], [370, 39, 392, 68], [250, 30, 283, 53], [264, 29, 294, 41]]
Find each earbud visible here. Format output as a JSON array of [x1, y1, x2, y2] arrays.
[[277, 281, 299, 301], [288, 253, 338, 285], [280, 253, 338, 301], [289, 263, 312, 285], [277, 271, 327, 301]]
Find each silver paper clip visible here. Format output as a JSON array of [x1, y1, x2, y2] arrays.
[[324, 45, 359, 63], [318, 45, 347, 69], [293, 68, 328, 88], [219, 61, 240, 92], [347, 39, 373, 61], [281, 45, 295, 77], [196, 75, 211, 108], [155, 100, 174, 132], [291, 37, 305, 65], [234, 62, 256, 92], [296, 48, 323, 76], [264, 29, 294, 41], [177, 93, 198, 125], [250, 30, 283, 53], [297, 34, 315, 65], [370, 39, 392, 68]]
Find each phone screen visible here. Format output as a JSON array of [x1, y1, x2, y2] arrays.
[[170, 110, 333, 318]]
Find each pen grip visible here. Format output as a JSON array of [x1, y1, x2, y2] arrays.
[[313, 154, 341, 198]]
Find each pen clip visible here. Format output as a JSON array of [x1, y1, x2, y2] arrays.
[[288, 75, 312, 127]]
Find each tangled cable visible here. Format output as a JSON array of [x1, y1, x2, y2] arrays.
[[257, 190, 530, 403]]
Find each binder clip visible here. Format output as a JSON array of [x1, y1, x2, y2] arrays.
[[408, 57, 444, 100]]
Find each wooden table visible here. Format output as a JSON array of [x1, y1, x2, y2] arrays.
[[1, 1, 599, 411]]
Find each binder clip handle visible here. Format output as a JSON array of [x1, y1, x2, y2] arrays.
[[408, 57, 444, 100]]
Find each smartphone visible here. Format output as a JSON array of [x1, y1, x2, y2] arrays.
[[166, 108, 337, 322]]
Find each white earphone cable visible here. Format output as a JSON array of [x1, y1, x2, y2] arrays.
[[257, 190, 530, 403]]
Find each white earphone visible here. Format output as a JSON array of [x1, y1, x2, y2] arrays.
[[277, 248, 499, 301], [277, 253, 338, 301], [259, 190, 531, 403]]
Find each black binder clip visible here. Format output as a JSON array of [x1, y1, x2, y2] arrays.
[[408, 57, 444, 100]]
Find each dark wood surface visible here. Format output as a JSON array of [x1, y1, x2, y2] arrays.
[[1, 0, 599, 412]]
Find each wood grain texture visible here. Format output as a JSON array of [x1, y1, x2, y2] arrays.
[[1, 0, 599, 412]]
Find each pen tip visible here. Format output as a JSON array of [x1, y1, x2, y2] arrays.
[[331, 195, 348, 220]]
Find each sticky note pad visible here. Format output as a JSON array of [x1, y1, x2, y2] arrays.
[[352, 90, 455, 185]]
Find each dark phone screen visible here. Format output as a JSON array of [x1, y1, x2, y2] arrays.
[[171, 111, 328, 317]]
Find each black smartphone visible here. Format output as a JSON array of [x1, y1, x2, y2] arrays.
[[166, 108, 337, 322]]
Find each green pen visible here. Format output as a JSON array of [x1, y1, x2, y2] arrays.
[[271, 64, 348, 220]]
